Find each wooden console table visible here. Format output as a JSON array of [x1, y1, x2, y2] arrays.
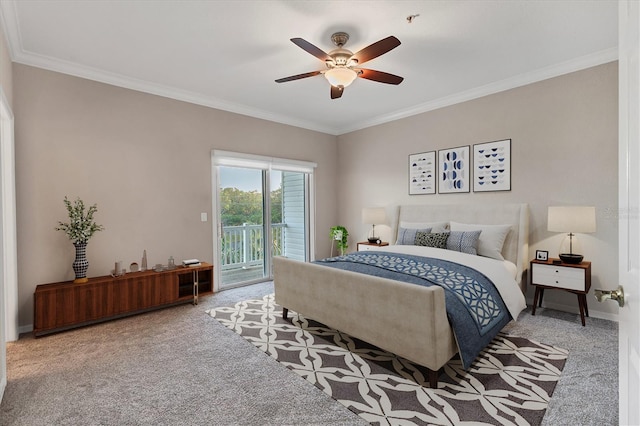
[[33, 263, 213, 336]]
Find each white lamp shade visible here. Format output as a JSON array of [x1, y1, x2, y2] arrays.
[[362, 207, 387, 225], [324, 67, 357, 87], [548, 206, 596, 233]]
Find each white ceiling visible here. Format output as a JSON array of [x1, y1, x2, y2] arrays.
[[0, 0, 618, 135]]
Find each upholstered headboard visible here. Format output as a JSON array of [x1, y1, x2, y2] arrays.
[[396, 203, 529, 289]]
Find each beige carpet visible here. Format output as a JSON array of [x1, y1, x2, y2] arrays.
[[0, 281, 619, 425]]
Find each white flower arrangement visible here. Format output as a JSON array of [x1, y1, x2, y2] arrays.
[[55, 196, 104, 244]]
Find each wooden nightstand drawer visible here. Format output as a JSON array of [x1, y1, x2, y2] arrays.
[[531, 263, 586, 291]]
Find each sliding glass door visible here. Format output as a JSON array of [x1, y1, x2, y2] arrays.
[[218, 166, 267, 287], [213, 152, 314, 290]]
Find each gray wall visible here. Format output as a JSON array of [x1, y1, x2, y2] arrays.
[[11, 60, 619, 328], [13, 64, 338, 328], [336, 62, 619, 319]]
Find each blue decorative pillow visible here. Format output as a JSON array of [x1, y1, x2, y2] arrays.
[[446, 230, 481, 255], [415, 232, 449, 249], [396, 227, 432, 245]]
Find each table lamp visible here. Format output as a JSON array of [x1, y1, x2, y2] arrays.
[[362, 207, 387, 243], [547, 206, 596, 264]]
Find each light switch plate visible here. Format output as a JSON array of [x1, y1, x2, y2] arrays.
[[201, 212, 207, 222]]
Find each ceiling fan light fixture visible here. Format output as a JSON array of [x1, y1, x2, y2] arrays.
[[324, 67, 357, 88]]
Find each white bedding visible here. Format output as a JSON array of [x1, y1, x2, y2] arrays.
[[365, 244, 527, 321]]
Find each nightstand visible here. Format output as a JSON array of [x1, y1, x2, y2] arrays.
[[357, 241, 389, 251], [530, 258, 592, 326]]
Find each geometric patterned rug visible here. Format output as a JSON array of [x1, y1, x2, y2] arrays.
[[206, 294, 568, 426]]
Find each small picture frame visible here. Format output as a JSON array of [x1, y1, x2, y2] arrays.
[[536, 250, 549, 261]]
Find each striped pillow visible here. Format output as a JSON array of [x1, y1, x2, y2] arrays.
[[396, 227, 432, 245], [446, 230, 481, 255]]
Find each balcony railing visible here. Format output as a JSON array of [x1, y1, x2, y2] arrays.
[[221, 223, 285, 271]]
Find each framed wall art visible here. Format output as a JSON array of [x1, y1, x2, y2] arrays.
[[438, 146, 470, 194], [473, 139, 511, 192], [409, 151, 436, 195]]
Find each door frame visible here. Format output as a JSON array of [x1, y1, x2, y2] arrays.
[[0, 86, 18, 402], [210, 150, 316, 292]]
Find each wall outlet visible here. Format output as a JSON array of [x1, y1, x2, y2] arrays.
[[201, 212, 207, 222]]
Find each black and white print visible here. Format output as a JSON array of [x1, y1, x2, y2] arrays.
[[473, 139, 511, 192], [409, 151, 436, 195]]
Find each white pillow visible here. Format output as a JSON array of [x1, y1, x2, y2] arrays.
[[399, 221, 449, 233], [449, 222, 511, 260]]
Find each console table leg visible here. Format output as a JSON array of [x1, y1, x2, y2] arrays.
[[282, 307, 289, 320], [193, 270, 199, 305]]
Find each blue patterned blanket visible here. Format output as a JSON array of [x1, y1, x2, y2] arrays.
[[315, 251, 511, 370]]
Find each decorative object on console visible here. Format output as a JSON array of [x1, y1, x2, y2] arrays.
[[330, 226, 349, 256], [409, 151, 436, 195], [111, 260, 126, 277], [362, 207, 387, 243], [547, 206, 596, 264], [55, 196, 104, 283], [438, 146, 470, 193], [141, 249, 148, 271], [167, 256, 176, 270], [473, 139, 511, 192]]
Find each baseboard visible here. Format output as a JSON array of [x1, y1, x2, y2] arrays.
[[0, 375, 6, 403], [18, 324, 33, 336], [525, 297, 619, 322]]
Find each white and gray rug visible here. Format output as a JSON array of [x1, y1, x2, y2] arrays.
[[207, 294, 568, 426]]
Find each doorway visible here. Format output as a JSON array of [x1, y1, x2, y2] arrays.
[[0, 87, 18, 403], [211, 151, 315, 290]]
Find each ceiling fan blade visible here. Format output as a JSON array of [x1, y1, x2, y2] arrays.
[[351, 36, 401, 65], [290, 38, 331, 61], [330, 85, 344, 99], [358, 69, 404, 85], [275, 70, 322, 83]]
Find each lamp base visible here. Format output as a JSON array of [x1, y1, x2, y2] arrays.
[[368, 237, 380, 244], [559, 253, 584, 264]]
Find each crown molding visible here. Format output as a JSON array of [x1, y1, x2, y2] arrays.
[[0, 0, 20, 60], [336, 47, 619, 135], [14, 49, 335, 135], [0, 0, 618, 137]]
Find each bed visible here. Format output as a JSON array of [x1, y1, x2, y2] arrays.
[[273, 203, 528, 387]]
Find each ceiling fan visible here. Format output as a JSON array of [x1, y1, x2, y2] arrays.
[[275, 32, 404, 99]]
